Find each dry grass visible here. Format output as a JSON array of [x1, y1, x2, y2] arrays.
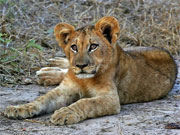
[[0, 0, 180, 86]]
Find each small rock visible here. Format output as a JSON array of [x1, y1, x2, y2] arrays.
[[23, 78, 33, 84], [173, 95, 180, 99], [165, 122, 180, 129]]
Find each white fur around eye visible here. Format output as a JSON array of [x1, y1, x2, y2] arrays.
[[71, 44, 78, 53], [89, 44, 99, 53], [71, 48, 77, 53]]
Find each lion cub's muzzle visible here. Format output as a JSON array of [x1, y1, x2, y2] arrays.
[[72, 64, 97, 79]]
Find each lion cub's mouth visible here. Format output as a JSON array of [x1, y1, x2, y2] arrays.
[[75, 70, 96, 79], [76, 73, 95, 79], [72, 65, 98, 79]]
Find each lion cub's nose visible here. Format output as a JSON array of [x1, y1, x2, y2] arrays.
[[76, 64, 88, 69]]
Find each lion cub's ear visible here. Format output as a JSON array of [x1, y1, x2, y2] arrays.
[[95, 16, 120, 45], [54, 23, 75, 49]]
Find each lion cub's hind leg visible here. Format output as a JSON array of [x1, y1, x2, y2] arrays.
[[36, 57, 69, 86], [49, 57, 69, 69], [36, 67, 68, 86]]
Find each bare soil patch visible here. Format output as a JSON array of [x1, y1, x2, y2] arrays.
[[0, 0, 180, 86]]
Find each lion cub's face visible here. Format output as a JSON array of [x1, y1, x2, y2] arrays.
[[54, 17, 120, 79], [68, 28, 105, 79]]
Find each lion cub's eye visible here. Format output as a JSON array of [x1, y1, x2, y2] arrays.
[[89, 44, 99, 52], [71, 44, 78, 53]]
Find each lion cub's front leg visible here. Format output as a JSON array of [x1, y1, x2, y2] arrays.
[[4, 79, 80, 120], [50, 89, 120, 125], [4, 88, 61, 119]]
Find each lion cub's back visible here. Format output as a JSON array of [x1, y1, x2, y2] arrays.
[[120, 47, 177, 104], [124, 47, 177, 80]]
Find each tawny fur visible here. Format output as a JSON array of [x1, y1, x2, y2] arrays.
[[4, 16, 177, 125]]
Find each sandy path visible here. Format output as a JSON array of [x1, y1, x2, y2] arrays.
[[0, 59, 179, 135]]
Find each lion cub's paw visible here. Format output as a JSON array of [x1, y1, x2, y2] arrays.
[[4, 105, 37, 119], [50, 107, 81, 125], [36, 67, 68, 86], [49, 57, 69, 69]]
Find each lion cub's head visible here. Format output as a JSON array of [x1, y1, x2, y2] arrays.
[[54, 16, 120, 79]]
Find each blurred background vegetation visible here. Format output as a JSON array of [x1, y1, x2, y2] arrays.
[[0, 0, 179, 86]]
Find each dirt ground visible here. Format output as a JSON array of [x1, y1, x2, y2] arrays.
[[0, 58, 179, 135], [1, 0, 180, 87]]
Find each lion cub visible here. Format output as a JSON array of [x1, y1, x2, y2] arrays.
[[4, 16, 177, 125]]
